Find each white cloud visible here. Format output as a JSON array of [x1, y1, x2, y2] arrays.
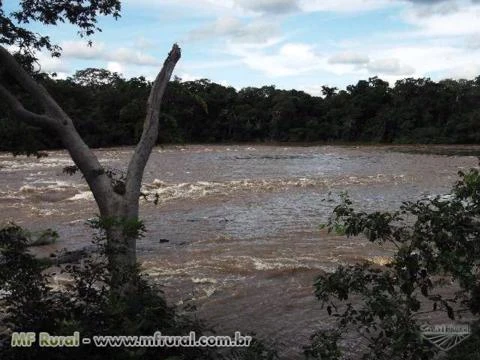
[[23, 0, 480, 90], [225, 39, 417, 82], [62, 41, 105, 59], [279, 43, 319, 63], [446, 62, 480, 79], [107, 61, 124, 74], [107, 48, 159, 66], [371, 45, 459, 75], [181, 59, 242, 70], [334, 39, 480, 82], [178, 73, 204, 82], [191, 16, 241, 40], [299, 0, 392, 13], [465, 33, 480, 48], [59, 40, 160, 67], [234, 0, 299, 14], [402, 3, 480, 37], [403, 0, 459, 17], [228, 41, 325, 77], [219, 79, 231, 87], [125, 0, 236, 15], [367, 58, 415, 75], [128, 0, 394, 16], [189, 16, 280, 44], [299, 84, 325, 96], [134, 36, 154, 50], [5, 45, 70, 74], [328, 51, 370, 65], [36, 53, 69, 73]]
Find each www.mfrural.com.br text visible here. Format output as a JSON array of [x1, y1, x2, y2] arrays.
[[10, 331, 252, 348]]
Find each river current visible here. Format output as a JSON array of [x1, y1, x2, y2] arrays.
[[1, 144, 478, 358]]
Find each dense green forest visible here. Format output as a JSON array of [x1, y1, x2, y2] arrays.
[[1, 69, 480, 152]]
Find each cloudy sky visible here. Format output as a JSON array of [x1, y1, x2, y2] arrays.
[[7, 0, 480, 95]]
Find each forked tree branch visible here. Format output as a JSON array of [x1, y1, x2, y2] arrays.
[[0, 46, 66, 120], [0, 83, 56, 127], [125, 44, 181, 201], [1, 43, 181, 217], [0, 45, 115, 214]]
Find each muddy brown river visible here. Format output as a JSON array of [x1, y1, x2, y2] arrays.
[[1, 144, 479, 358]]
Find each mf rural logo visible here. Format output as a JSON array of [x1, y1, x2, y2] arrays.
[[420, 324, 471, 351]]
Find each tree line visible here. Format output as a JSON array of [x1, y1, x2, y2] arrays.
[[2, 70, 480, 153]]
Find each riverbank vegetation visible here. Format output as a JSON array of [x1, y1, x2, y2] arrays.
[[2, 73, 480, 154], [307, 165, 480, 359]]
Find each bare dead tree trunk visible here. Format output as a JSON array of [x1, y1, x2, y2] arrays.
[[0, 44, 181, 296]]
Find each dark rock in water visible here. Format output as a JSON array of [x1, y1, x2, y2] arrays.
[[32, 245, 98, 266], [55, 250, 86, 265], [159, 238, 170, 243], [54, 245, 98, 265], [28, 228, 58, 246]]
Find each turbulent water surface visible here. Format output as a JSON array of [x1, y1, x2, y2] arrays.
[[1, 144, 478, 358]]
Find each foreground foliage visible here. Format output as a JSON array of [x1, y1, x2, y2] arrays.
[[306, 165, 480, 359], [0, 222, 277, 360], [0, 223, 209, 360]]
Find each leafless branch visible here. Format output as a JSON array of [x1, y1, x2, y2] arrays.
[[0, 83, 56, 127], [125, 44, 181, 201]]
